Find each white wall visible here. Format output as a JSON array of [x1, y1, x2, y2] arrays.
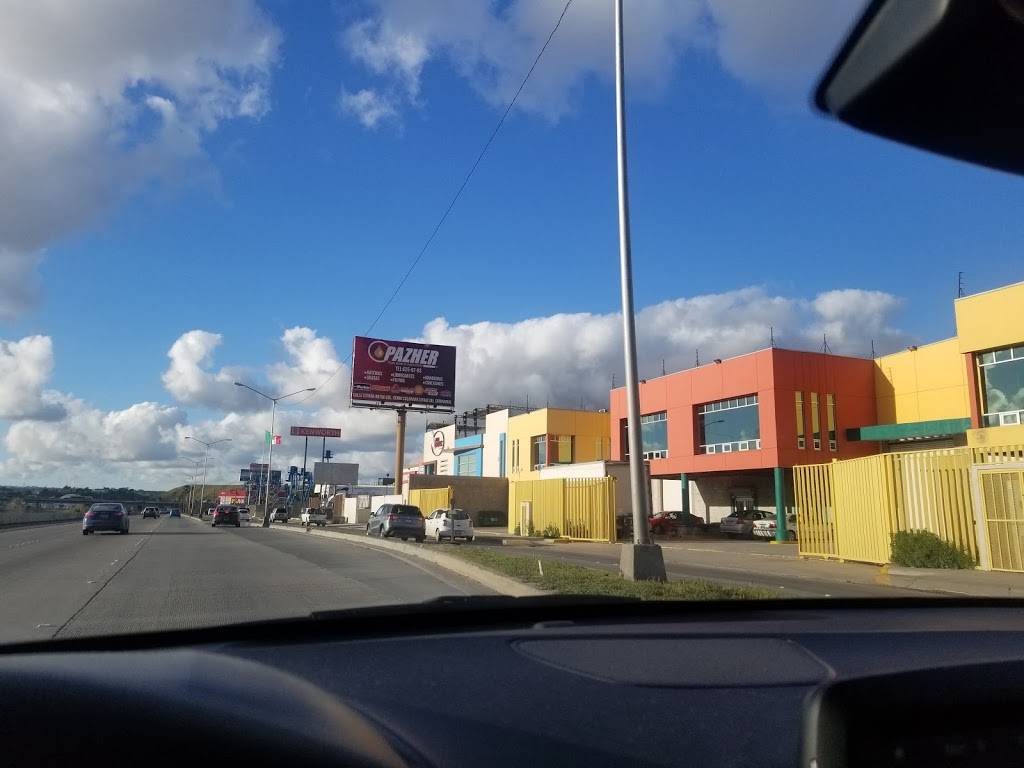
[[482, 409, 509, 477], [420, 424, 456, 475], [690, 474, 775, 524]]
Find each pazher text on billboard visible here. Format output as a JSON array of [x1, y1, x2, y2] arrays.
[[350, 336, 456, 413]]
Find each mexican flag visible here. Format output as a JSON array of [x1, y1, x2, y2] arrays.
[[265, 431, 281, 445]]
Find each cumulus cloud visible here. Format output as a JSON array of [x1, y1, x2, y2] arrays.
[[0, 0, 280, 319], [0, 283, 907, 488], [339, 87, 399, 128], [0, 335, 64, 420], [418, 285, 909, 409], [338, 0, 864, 126], [162, 330, 262, 411]]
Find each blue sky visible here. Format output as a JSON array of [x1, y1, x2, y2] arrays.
[[1, 0, 1021, 487]]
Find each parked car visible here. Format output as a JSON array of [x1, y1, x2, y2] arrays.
[[649, 510, 706, 535], [719, 509, 774, 538], [82, 503, 129, 535], [142, 506, 160, 519], [425, 508, 474, 542], [204, 507, 215, 518], [237, 507, 251, 523], [169, 508, 181, 518], [752, 513, 798, 542], [300, 508, 327, 528], [270, 507, 289, 523], [366, 504, 425, 541], [211, 505, 240, 528]]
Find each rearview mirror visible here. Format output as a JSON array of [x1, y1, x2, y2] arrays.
[[815, 0, 1024, 175]]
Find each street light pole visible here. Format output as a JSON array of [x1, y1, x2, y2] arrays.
[[186, 436, 232, 518], [234, 382, 315, 528], [613, 0, 665, 581]]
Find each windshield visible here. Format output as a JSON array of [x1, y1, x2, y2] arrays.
[[1, 0, 1020, 644]]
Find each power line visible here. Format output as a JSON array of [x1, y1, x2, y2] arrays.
[[295, 0, 575, 406]]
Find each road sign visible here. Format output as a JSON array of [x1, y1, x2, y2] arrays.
[[290, 426, 341, 438]]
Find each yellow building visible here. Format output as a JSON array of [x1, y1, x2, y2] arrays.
[[505, 408, 611, 480], [852, 280, 1024, 448]]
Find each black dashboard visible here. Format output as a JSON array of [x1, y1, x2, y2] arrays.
[[4, 599, 1024, 767]]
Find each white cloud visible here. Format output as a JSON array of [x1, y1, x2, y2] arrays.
[[0, 284, 907, 488], [418, 286, 909, 409], [339, 87, 399, 128], [161, 330, 261, 411], [0, 0, 280, 319], [338, 0, 864, 126], [0, 335, 64, 420]]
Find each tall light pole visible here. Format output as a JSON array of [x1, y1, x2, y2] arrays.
[[185, 436, 231, 517], [184, 458, 202, 516], [234, 382, 315, 527], [614, 0, 665, 581]]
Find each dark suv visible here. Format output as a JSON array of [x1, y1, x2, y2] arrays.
[[212, 505, 240, 528], [366, 504, 425, 541]]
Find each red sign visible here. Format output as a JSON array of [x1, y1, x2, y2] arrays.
[[351, 336, 456, 412], [290, 426, 342, 438]]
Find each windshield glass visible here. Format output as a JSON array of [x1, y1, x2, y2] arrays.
[[1, 0, 1020, 644]]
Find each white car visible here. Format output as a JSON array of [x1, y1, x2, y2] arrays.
[[425, 508, 474, 543], [752, 513, 797, 541], [237, 507, 252, 523]]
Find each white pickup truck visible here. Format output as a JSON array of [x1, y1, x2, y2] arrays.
[[300, 507, 327, 528]]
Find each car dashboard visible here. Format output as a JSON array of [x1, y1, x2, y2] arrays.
[[3, 600, 1024, 767]]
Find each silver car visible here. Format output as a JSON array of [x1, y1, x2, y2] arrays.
[[719, 509, 773, 538]]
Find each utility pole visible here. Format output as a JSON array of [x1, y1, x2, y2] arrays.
[[957, 271, 965, 298], [395, 409, 407, 500], [613, 0, 665, 582]]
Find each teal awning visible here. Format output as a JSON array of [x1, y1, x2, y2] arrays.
[[846, 418, 971, 442]]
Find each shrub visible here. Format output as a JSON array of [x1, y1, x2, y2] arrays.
[[513, 524, 521, 536], [890, 530, 975, 569], [540, 525, 561, 539], [527, 522, 535, 537]]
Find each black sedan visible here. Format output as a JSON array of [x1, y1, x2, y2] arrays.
[[211, 505, 241, 528], [83, 503, 129, 535]]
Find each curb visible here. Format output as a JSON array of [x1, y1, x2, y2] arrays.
[[268, 524, 544, 598]]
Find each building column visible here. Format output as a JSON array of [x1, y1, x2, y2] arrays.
[[651, 479, 664, 515], [773, 467, 787, 542], [679, 473, 689, 516]]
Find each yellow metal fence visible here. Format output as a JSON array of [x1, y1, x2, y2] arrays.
[[409, 487, 452, 515], [795, 447, 977, 565], [509, 477, 616, 542], [977, 468, 1024, 572]]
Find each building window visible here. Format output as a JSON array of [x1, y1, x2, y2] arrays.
[[795, 391, 805, 449], [455, 450, 480, 476], [531, 435, 547, 469], [552, 435, 574, 464], [424, 462, 436, 475], [697, 395, 760, 454], [827, 394, 837, 451], [640, 411, 668, 459], [498, 433, 506, 477], [978, 346, 1024, 426], [511, 439, 519, 473], [811, 393, 821, 450]]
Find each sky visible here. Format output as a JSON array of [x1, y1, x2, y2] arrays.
[[0, 0, 1021, 490]]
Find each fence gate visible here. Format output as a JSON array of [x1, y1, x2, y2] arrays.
[[409, 487, 452, 515], [794, 463, 837, 558], [972, 463, 1024, 572]]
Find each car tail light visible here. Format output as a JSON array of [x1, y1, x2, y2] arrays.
[[85, 511, 96, 518], [388, 513, 397, 521]]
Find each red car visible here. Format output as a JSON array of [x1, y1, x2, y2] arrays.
[[649, 511, 706, 535]]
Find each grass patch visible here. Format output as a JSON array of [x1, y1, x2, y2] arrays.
[[891, 530, 975, 569], [448, 547, 777, 600]]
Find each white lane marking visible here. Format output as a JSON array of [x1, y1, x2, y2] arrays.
[[86, 580, 96, 584], [35, 623, 54, 629], [685, 547, 725, 553]]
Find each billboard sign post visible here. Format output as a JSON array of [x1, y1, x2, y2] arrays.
[[290, 427, 341, 505], [350, 336, 456, 499]]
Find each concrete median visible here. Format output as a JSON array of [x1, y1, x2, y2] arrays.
[[268, 524, 544, 598]]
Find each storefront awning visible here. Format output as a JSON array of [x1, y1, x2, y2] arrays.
[[846, 418, 971, 442]]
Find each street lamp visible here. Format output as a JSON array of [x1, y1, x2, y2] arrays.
[[185, 436, 231, 517], [234, 382, 315, 527], [183, 458, 203, 516]]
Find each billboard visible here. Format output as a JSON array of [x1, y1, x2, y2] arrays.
[[313, 462, 359, 486], [350, 336, 456, 412], [242, 464, 281, 486], [290, 426, 341, 438]]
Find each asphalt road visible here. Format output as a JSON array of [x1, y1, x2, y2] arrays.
[[0, 516, 491, 645]]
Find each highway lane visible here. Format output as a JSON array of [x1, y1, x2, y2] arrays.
[[0, 515, 492, 644]]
